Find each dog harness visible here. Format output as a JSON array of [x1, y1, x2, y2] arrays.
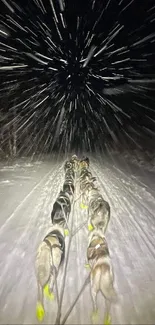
[[89, 238, 109, 252], [44, 230, 65, 266], [95, 244, 101, 249], [56, 192, 71, 211]]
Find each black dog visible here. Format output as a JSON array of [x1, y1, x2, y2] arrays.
[[51, 191, 71, 228], [65, 168, 75, 182], [63, 181, 75, 196]]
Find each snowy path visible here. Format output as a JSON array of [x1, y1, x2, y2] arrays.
[[0, 157, 155, 324]]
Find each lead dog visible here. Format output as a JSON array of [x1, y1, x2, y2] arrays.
[[70, 154, 79, 171], [87, 229, 117, 325], [35, 226, 65, 322], [80, 156, 90, 168]]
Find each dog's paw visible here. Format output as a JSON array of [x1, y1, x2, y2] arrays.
[[84, 263, 90, 270], [80, 202, 88, 209], [88, 223, 94, 231], [44, 284, 54, 300], [36, 302, 45, 322], [91, 309, 99, 324], [103, 313, 111, 325], [64, 228, 69, 236]]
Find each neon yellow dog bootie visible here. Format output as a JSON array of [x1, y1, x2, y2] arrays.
[[44, 283, 54, 300], [64, 228, 69, 236], [103, 313, 111, 325], [36, 301, 45, 322], [88, 223, 94, 231], [80, 202, 88, 209], [91, 309, 99, 324]]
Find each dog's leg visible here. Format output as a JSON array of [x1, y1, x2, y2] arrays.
[[78, 186, 88, 209], [74, 191, 83, 208], [84, 256, 90, 269], [36, 281, 45, 322], [90, 283, 99, 324], [103, 299, 112, 325], [84, 262, 91, 269], [88, 216, 94, 231], [44, 276, 55, 301], [80, 193, 88, 209], [103, 211, 110, 234], [61, 205, 70, 236], [64, 212, 69, 236], [79, 190, 88, 209], [102, 271, 115, 325], [80, 202, 88, 209]]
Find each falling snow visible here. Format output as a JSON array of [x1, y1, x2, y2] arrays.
[[0, 0, 155, 153]]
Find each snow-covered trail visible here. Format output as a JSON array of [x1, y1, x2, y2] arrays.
[[0, 157, 155, 324]]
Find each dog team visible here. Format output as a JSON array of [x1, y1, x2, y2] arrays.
[[34, 155, 117, 324]]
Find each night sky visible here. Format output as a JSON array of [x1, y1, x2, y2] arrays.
[[0, 0, 155, 154]]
